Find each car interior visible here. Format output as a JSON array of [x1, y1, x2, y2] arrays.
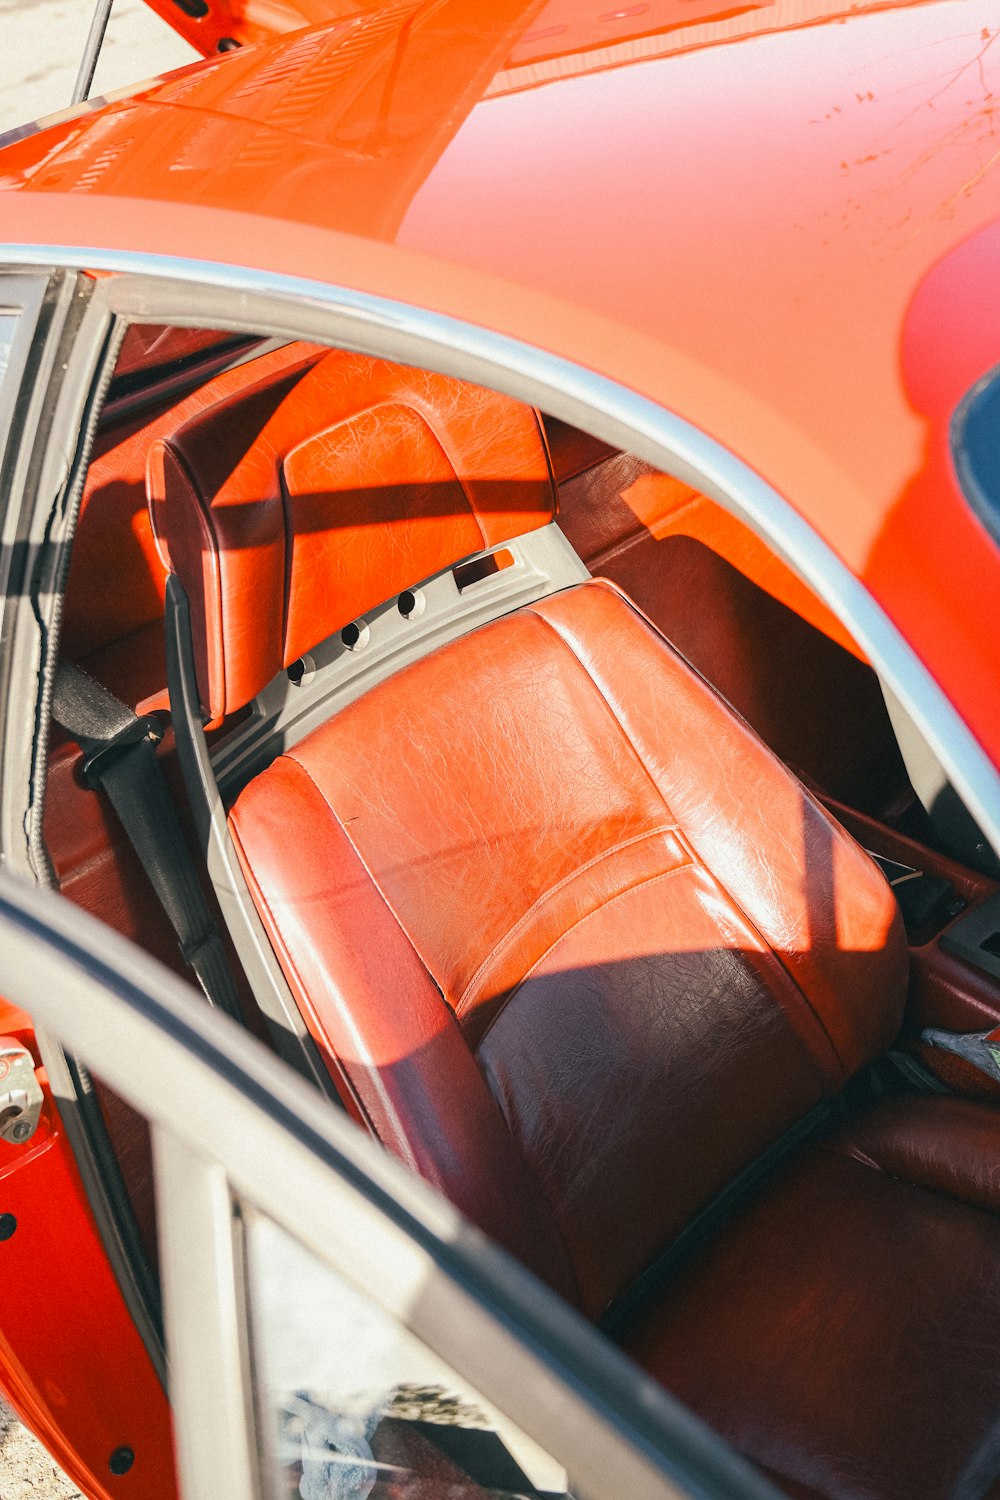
[[42, 323, 1000, 1500]]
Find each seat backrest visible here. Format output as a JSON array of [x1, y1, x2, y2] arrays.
[[227, 578, 908, 1317], [148, 349, 556, 723], [64, 341, 326, 687]]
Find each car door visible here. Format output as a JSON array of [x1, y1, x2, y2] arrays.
[[0, 267, 176, 1500], [0, 867, 783, 1500]]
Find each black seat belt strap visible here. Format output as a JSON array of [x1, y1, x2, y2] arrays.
[[52, 660, 244, 1021]]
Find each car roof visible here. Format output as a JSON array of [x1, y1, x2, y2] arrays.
[[0, 0, 998, 757]]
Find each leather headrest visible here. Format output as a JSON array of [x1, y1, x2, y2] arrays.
[[149, 347, 557, 724]]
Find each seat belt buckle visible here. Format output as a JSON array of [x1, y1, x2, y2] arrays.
[[81, 713, 165, 789], [922, 1026, 1000, 1084]]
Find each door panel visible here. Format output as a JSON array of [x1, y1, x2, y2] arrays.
[[0, 1005, 177, 1500]]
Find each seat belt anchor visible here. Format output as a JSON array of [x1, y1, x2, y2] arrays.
[[80, 714, 165, 790]]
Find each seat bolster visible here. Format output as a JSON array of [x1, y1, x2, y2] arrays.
[[228, 753, 578, 1301], [529, 581, 908, 1080], [822, 1093, 1000, 1216]]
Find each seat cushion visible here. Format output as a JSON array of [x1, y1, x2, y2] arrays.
[[625, 1093, 1000, 1500], [228, 578, 905, 1317]]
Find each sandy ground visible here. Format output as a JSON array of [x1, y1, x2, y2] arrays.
[[0, 14, 201, 1500], [0, 0, 197, 136], [0, 1396, 82, 1499]]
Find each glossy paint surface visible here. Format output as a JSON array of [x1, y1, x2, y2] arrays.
[[0, 0, 998, 762], [0, 1001, 176, 1500], [140, 0, 363, 56]]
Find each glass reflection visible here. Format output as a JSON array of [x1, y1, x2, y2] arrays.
[[244, 1210, 572, 1500]]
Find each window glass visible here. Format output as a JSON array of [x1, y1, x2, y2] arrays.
[[0, 309, 26, 485], [244, 1210, 573, 1500], [109, 324, 257, 397]]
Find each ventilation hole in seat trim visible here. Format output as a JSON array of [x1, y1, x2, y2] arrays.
[[398, 588, 426, 621], [340, 621, 369, 652]]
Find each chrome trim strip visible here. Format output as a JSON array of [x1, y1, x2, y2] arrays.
[[2, 242, 997, 857]]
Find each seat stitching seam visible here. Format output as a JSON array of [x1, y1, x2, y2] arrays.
[[402, 396, 490, 550], [677, 843, 844, 1086], [476, 863, 689, 1051], [668, 829, 842, 1091], [268, 753, 455, 1172], [523, 604, 678, 819], [457, 823, 682, 1013], [525, 593, 847, 1086], [816, 1141, 1000, 1217]]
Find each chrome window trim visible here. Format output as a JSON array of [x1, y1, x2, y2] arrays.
[[0, 872, 778, 1500], [2, 243, 997, 858]]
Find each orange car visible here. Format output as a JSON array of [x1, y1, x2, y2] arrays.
[[0, 3, 998, 1499]]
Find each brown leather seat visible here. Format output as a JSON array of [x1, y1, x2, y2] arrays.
[[627, 1092, 1000, 1500], [153, 359, 1000, 1500]]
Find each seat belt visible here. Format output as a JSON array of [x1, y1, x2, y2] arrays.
[[52, 660, 245, 1022]]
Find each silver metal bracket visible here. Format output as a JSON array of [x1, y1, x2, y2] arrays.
[[922, 1027, 1000, 1084], [0, 1041, 44, 1144]]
